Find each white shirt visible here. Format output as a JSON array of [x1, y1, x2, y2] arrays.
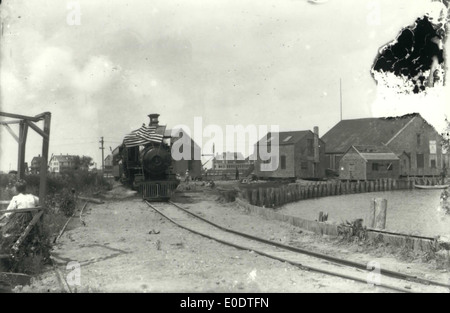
[[4, 193, 39, 218]]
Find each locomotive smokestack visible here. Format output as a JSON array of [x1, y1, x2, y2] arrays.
[[148, 114, 160, 126]]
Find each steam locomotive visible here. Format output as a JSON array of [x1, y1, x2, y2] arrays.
[[112, 114, 180, 201]]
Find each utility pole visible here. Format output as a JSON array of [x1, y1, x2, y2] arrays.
[[99, 136, 105, 173]]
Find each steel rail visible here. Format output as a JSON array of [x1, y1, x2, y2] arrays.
[[168, 201, 449, 289], [146, 201, 415, 293]]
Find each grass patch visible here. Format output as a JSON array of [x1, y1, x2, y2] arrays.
[[0, 171, 111, 278]]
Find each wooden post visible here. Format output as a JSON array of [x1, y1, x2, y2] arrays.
[[369, 198, 387, 229], [17, 121, 29, 179], [318, 211, 323, 222], [39, 113, 51, 206], [246, 189, 252, 201], [258, 188, 264, 206]]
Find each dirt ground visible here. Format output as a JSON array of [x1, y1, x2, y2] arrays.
[[17, 182, 450, 293]]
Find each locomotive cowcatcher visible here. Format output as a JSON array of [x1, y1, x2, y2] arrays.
[[112, 114, 180, 201]]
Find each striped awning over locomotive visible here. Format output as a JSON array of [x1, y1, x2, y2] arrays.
[[123, 124, 166, 147]]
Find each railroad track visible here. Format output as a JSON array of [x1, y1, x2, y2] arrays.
[[145, 200, 450, 293]]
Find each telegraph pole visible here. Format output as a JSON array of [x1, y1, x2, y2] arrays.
[[99, 136, 105, 173]]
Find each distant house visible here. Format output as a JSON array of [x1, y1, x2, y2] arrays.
[[165, 129, 202, 179], [48, 154, 77, 173], [30, 155, 42, 174], [322, 113, 445, 177], [339, 145, 400, 180], [104, 154, 113, 170], [210, 152, 254, 179], [254, 127, 326, 179]]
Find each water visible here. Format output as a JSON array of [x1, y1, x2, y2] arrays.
[[279, 189, 450, 237]]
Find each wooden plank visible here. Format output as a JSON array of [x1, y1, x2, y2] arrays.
[[0, 120, 21, 125], [0, 111, 39, 122], [11, 210, 44, 252], [54, 205, 79, 243], [0, 207, 42, 214], [79, 202, 88, 226], [2, 124, 19, 143], [26, 120, 48, 139]]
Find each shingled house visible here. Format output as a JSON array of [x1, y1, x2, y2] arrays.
[[210, 152, 254, 180], [254, 127, 326, 179], [321, 113, 445, 177]]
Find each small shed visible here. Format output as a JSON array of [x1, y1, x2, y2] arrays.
[[339, 145, 400, 180]]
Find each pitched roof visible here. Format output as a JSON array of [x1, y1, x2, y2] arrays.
[[350, 145, 399, 161], [321, 113, 420, 153], [51, 155, 77, 162], [257, 131, 311, 146], [31, 156, 42, 162]]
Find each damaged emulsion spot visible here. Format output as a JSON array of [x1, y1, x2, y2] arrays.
[[371, 3, 449, 94]]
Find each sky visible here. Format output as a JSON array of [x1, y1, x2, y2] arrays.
[[0, 0, 449, 171]]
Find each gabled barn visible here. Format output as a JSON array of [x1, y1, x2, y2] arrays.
[[254, 127, 326, 179], [339, 145, 400, 180], [322, 113, 445, 177]]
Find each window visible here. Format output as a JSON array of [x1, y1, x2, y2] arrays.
[[429, 140, 437, 154], [431, 159, 436, 169], [372, 163, 379, 171], [283, 136, 292, 142], [387, 163, 393, 171], [417, 134, 421, 146], [280, 155, 286, 169], [416, 154, 424, 168]]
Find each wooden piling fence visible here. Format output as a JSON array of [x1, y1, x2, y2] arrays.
[[241, 177, 418, 208]]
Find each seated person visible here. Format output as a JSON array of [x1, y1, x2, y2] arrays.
[[2, 180, 39, 220]]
